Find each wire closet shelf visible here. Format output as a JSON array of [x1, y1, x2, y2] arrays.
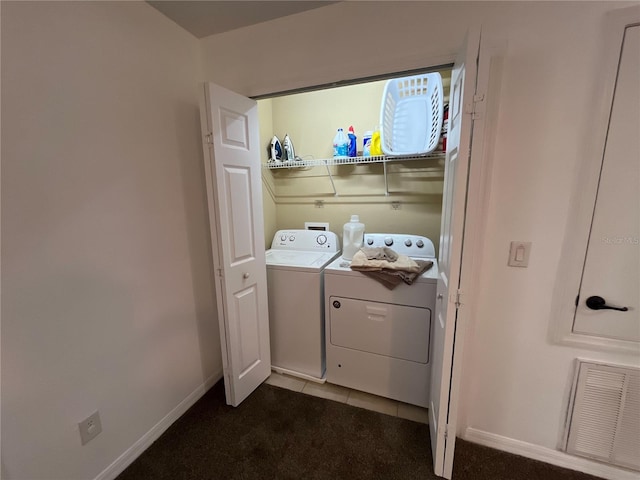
[[263, 152, 445, 169]]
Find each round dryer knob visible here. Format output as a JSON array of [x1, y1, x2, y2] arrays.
[[289, 235, 295, 241], [317, 234, 327, 245], [384, 237, 394, 246], [404, 239, 412, 247], [367, 238, 374, 245], [416, 240, 424, 248], [280, 234, 287, 241]]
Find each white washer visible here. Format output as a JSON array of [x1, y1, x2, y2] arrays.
[[324, 233, 438, 407], [266, 229, 340, 383]]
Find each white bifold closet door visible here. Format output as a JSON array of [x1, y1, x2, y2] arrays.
[[200, 82, 271, 407], [429, 27, 482, 479]]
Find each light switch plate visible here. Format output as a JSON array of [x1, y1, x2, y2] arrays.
[[508, 241, 531, 267]]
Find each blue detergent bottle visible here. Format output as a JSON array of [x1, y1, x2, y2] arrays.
[[347, 126, 357, 157]]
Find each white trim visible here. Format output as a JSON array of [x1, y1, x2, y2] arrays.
[[555, 332, 640, 355], [560, 358, 583, 450], [464, 427, 640, 480], [271, 366, 326, 384], [95, 371, 223, 480], [550, 5, 640, 353], [247, 50, 456, 99], [455, 37, 506, 443]]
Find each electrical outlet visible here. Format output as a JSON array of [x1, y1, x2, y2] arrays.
[[78, 411, 102, 445]]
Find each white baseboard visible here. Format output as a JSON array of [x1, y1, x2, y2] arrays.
[[96, 370, 224, 480], [463, 427, 638, 480], [203, 370, 221, 391]]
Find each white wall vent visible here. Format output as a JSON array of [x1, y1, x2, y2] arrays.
[[565, 361, 640, 471]]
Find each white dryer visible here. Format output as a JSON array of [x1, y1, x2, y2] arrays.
[[266, 229, 340, 382], [324, 233, 438, 407]]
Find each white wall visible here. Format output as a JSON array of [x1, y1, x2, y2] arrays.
[[456, 3, 639, 452], [200, 2, 471, 98], [3, 2, 638, 479], [200, 0, 639, 471], [1, 2, 221, 479]]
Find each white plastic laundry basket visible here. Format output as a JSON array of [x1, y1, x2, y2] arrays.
[[380, 72, 444, 156]]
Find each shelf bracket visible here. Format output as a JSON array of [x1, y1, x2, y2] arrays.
[[324, 160, 338, 196], [383, 159, 389, 196]]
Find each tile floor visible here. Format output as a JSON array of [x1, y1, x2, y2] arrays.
[[264, 371, 429, 424]]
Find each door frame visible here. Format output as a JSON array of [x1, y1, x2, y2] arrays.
[[276, 39, 497, 478], [431, 33, 506, 478], [550, 5, 640, 354], [204, 23, 498, 472]]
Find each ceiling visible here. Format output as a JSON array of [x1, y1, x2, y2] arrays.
[[147, 1, 340, 38]]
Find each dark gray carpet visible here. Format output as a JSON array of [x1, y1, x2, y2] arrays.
[[116, 381, 603, 480]]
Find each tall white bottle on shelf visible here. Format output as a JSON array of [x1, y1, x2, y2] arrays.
[[333, 128, 348, 158], [342, 215, 365, 260]]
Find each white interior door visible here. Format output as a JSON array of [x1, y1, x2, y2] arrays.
[[573, 25, 639, 342], [429, 28, 480, 479], [200, 82, 271, 407]]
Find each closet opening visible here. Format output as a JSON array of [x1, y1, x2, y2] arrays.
[[257, 64, 454, 257]]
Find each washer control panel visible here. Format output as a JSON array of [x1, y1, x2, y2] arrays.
[[271, 229, 339, 252], [364, 233, 435, 258]]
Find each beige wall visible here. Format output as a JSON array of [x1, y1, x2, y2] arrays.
[[258, 99, 278, 245], [200, 0, 639, 472], [1, 2, 220, 479], [270, 80, 387, 160], [259, 72, 450, 247]]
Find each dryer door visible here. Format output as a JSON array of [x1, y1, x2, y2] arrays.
[[329, 297, 430, 363], [326, 294, 432, 407]]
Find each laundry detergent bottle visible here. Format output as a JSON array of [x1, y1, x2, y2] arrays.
[[342, 214, 365, 260], [333, 128, 348, 158], [347, 126, 357, 157], [362, 131, 373, 157]]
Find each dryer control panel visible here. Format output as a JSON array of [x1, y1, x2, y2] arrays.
[[271, 229, 339, 252], [364, 233, 435, 258]]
